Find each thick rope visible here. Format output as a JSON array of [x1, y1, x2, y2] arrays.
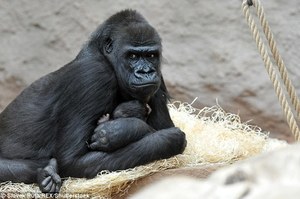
[[253, 1, 300, 121], [242, 0, 300, 141]]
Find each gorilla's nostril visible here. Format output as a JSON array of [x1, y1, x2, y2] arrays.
[[136, 70, 147, 74], [136, 68, 155, 75]]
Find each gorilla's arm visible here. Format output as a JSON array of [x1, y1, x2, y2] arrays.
[[60, 127, 185, 178], [88, 118, 155, 152], [147, 86, 175, 130], [88, 86, 183, 154]]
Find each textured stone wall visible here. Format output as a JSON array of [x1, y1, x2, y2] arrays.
[[1, 0, 299, 141]]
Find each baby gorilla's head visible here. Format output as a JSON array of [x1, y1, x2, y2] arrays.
[[113, 100, 151, 121]]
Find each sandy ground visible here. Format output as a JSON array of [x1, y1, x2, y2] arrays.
[[0, 0, 300, 141]]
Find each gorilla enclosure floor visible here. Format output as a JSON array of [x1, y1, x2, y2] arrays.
[[0, 101, 288, 198]]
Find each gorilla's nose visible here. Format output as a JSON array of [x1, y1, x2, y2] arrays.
[[135, 67, 156, 79]]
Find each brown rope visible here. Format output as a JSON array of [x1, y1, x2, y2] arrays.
[[242, 0, 300, 141]]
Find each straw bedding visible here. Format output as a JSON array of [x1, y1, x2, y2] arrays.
[[0, 101, 287, 198]]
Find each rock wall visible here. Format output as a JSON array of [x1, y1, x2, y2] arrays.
[[132, 144, 300, 199], [1, 0, 300, 141]]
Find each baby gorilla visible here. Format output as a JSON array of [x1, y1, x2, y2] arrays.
[[88, 100, 153, 152]]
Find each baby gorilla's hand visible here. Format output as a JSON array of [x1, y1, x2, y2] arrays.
[[97, 113, 110, 125]]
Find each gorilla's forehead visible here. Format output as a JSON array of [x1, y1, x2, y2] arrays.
[[120, 23, 161, 46]]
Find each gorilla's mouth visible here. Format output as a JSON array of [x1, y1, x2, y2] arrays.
[[130, 81, 160, 100], [131, 82, 157, 88], [131, 76, 161, 88]]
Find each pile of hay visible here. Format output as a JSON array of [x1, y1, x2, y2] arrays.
[[0, 102, 288, 198]]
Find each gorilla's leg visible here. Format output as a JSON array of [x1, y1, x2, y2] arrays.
[[0, 157, 48, 183], [37, 158, 61, 193]]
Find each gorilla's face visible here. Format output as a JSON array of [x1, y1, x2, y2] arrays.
[[104, 23, 162, 102]]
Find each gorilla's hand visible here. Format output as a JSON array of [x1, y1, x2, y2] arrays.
[[88, 118, 154, 152]]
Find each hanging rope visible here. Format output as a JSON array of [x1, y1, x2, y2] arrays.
[[242, 0, 300, 141]]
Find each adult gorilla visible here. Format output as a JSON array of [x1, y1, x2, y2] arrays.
[[0, 10, 186, 193]]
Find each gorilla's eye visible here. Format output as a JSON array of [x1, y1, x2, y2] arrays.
[[147, 53, 157, 58], [129, 53, 137, 59]]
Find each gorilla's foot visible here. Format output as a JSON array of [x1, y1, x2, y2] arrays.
[[37, 158, 61, 193]]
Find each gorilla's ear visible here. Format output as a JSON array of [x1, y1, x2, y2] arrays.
[[104, 38, 113, 54]]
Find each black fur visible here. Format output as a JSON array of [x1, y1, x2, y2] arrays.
[[0, 10, 186, 193]]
